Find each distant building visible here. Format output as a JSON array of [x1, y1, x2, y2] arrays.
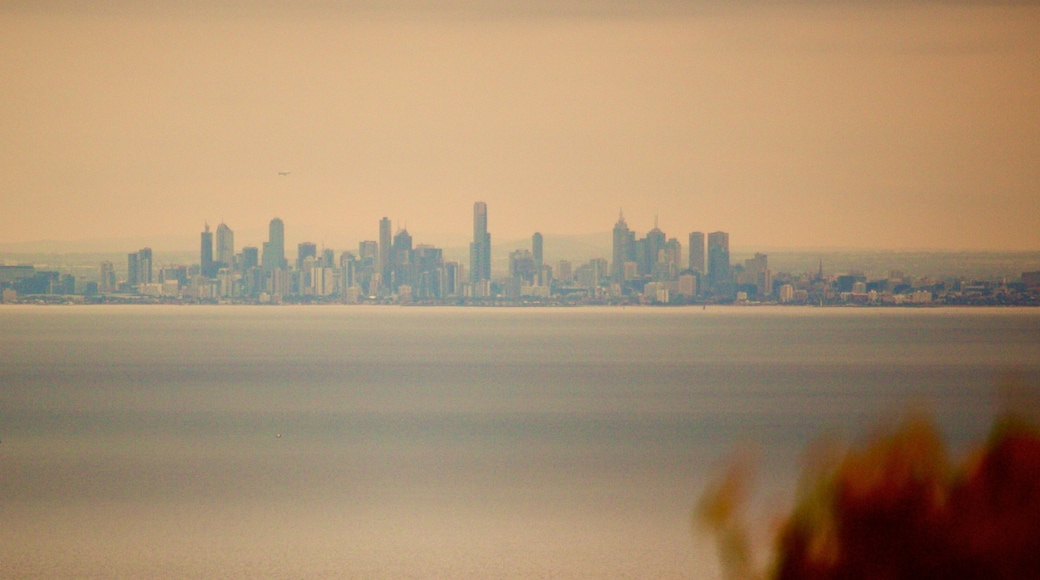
[[201, 223, 215, 277], [262, 218, 286, 271], [612, 211, 634, 281], [215, 222, 234, 269], [241, 246, 259, 271], [379, 217, 392, 291], [688, 232, 705, 274], [470, 202, 491, 283], [297, 242, 317, 270], [707, 232, 730, 293], [99, 261, 116, 293]]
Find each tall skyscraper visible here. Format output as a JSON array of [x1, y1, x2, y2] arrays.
[[707, 231, 730, 292], [642, 219, 666, 275], [215, 222, 234, 268], [262, 218, 285, 271], [99, 261, 116, 293], [469, 202, 491, 283], [127, 252, 139, 289], [378, 217, 391, 291], [532, 232, 544, 286], [688, 232, 706, 274], [201, 223, 215, 278], [297, 242, 317, 269], [611, 211, 634, 281], [137, 247, 153, 285], [241, 247, 259, 271]]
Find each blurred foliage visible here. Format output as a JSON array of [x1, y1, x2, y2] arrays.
[[698, 379, 1040, 579]]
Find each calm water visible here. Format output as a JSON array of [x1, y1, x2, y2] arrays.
[[2, 306, 1038, 578]]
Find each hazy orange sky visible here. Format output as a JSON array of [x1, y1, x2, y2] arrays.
[[2, 1, 1038, 251]]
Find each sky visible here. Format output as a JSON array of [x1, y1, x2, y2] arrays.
[[2, 0, 1039, 252]]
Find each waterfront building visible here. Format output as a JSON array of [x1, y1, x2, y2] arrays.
[[99, 261, 116, 293], [707, 231, 730, 293], [689, 232, 705, 275], [241, 247, 259, 271], [611, 211, 634, 281], [262, 218, 286, 271], [470, 202, 491, 283], [297, 242, 317, 270], [201, 224, 215, 278], [215, 223, 234, 269], [379, 217, 391, 291]]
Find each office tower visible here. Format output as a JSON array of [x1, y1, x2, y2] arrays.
[[741, 253, 769, 298], [322, 248, 334, 269], [297, 242, 316, 270], [262, 218, 285, 271], [532, 232, 543, 269], [688, 232, 706, 274], [707, 231, 730, 291], [470, 202, 491, 283], [358, 241, 378, 261], [99, 261, 116, 293], [378, 217, 391, 290], [241, 247, 259, 271], [611, 211, 634, 281], [558, 260, 572, 282], [642, 219, 666, 275], [127, 253, 139, 289], [137, 248, 153, 285], [201, 223, 215, 278], [532, 232, 544, 285], [215, 222, 234, 268], [664, 238, 681, 268]]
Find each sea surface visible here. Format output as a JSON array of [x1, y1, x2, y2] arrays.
[[2, 306, 1038, 578]]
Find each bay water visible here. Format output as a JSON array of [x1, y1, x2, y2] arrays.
[[2, 306, 1038, 578]]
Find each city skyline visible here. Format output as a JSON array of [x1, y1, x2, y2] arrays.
[[2, 2, 1040, 251]]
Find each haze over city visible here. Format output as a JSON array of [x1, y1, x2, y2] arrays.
[[2, 0, 1039, 252]]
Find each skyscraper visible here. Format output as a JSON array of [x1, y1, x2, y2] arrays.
[[262, 218, 285, 271], [378, 217, 391, 291], [532, 232, 544, 285], [532, 232, 543, 270], [241, 247, 259, 271], [707, 231, 730, 292], [297, 242, 317, 270], [215, 222, 234, 268], [469, 202, 491, 283], [688, 232, 706, 274], [201, 223, 215, 278], [137, 247, 153, 285], [611, 211, 634, 281]]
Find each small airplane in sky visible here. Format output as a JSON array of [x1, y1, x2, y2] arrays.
[[278, 171, 291, 176]]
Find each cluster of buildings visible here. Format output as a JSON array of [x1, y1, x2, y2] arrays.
[[2, 202, 1039, 306]]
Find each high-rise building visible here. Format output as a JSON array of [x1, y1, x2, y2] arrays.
[[378, 217, 391, 291], [707, 231, 730, 292], [215, 222, 234, 268], [532, 233, 543, 269], [642, 219, 666, 275], [127, 253, 139, 289], [201, 223, 215, 278], [532, 232, 544, 285], [137, 247, 153, 285], [688, 232, 706, 274], [469, 202, 491, 283], [262, 218, 285, 271], [611, 211, 634, 281], [241, 247, 259, 271], [297, 242, 317, 270], [99, 261, 116, 293]]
